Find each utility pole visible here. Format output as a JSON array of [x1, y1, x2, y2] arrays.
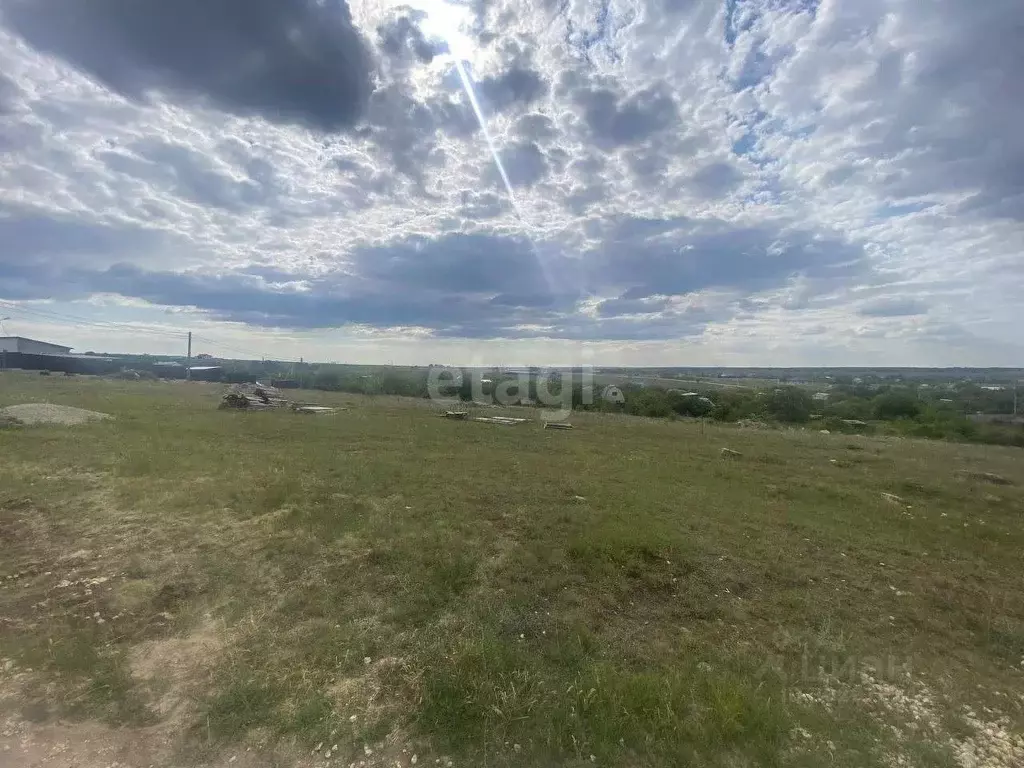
[[186, 331, 192, 381]]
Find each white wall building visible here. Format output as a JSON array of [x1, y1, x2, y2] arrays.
[[0, 337, 73, 355]]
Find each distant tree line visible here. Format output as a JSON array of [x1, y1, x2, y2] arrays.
[[105, 356, 1022, 449]]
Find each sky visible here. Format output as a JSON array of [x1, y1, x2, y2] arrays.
[[0, 0, 1021, 367]]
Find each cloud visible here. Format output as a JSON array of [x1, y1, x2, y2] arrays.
[[0, 204, 172, 264], [98, 139, 274, 211], [596, 295, 672, 318], [0, 201, 873, 344], [689, 162, 744, 199], [753, 0, 1024, 221], [573, 81, 679, 148], [487, 141, 548, 188], [592, 216, 867, 301], [377, 9, 446, 67], [513, 113, 557, 142], [857, 297, 929, 318], [1, 0, 374, 132], [0, 71, 18, 114], [0, 0, 1021, 364], [0, 204, 184, 298], [477, 65, 548, 113]]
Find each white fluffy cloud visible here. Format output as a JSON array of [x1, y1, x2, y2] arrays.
[[0, 0, 1020, 365]]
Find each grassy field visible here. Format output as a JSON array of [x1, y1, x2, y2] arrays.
[[1, 373, 1023, 767]]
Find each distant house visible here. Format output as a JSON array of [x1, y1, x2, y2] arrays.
[[602, 385, 626, 404], [195, 353, 214, 360], [0, 336, 72, 356], [812, 392, 830, 402]]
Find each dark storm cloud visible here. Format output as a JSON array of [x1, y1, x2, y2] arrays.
[[477, 66, 548, 113], [0, 229, 577, 335], [574, 82, 678, 148], [589, 215, 866, 299], [1, 0, 374, 132], [0, 205, 177, 298], [0, 200, 868, 340], [0, 205, 169, 263], [349, 232, 558, 298]]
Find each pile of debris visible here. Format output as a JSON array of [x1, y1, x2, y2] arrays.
[[474, 415, 529, 426], [441, 410, 573, 429], [219, 383, 336, 414], [219, 383, 290, 409]]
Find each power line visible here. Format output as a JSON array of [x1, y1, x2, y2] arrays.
[[0, 300, 298, 363], [192, 335, 298, 364], [0, 300, 189, 341]]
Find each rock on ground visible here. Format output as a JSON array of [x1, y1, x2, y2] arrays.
[[0, 404, 112, 426]]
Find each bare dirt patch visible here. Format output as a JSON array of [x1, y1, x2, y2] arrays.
[[1, 715, 165, 768], [0, 404, 112, 426], [129, 622, 225, 721]]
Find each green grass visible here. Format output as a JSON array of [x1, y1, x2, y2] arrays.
[[1, 373, 1023, 766]]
